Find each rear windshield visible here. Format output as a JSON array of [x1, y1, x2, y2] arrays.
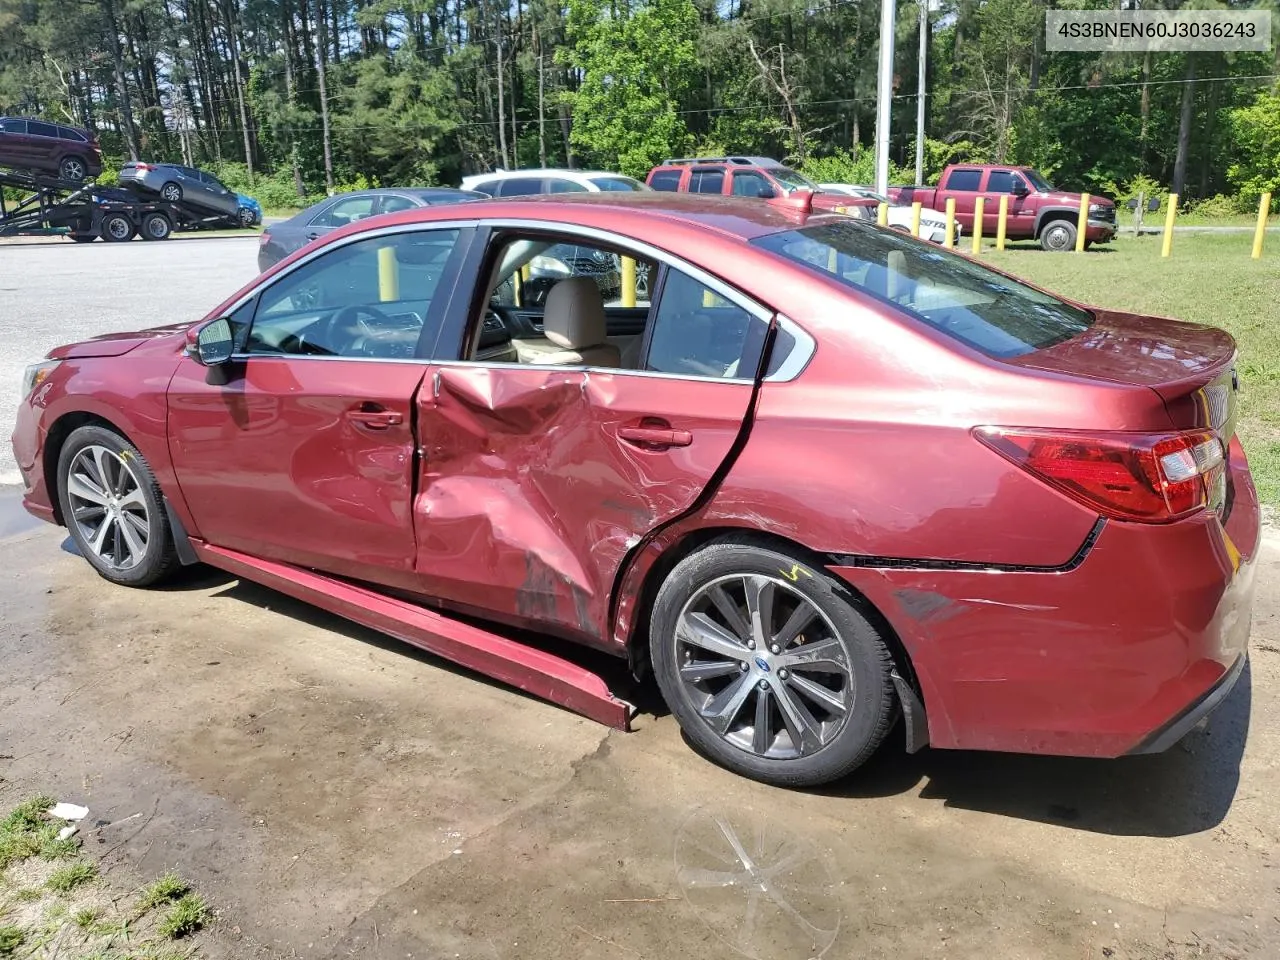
[[752, 220, 1094, 358], [588, 176, 646, 191]]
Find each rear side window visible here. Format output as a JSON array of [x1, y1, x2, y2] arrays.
[[469, 180, 500, 197], [497, 178, 545, 197], [649, 170, 681, 192], [689, 169, 725, 194], [28, 121, 58, 138], [588, 176, 645, 191], [946, 169, 983, 191], [752, 220, 1094, 359], [57, 126, 87, 142], [647, 270, 767, 379]]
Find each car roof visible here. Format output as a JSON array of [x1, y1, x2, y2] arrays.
[[326, 192, 842, 244], [464, 169, 636, 182]]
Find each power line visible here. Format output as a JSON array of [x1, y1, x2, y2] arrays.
[[170, 71, 1280, 136]]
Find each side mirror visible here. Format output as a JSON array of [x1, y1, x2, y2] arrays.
[[1010, 179, 1029, 196], [758, 186, 777, 199], [191, 317, 234, 366]]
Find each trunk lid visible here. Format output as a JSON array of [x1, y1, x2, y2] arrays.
[[1005, 309, 1239, 437]]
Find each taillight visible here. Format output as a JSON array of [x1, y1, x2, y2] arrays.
[[259, 232, 270, 247], [974, 427, 1225, 523], [133, 163, 152, 172]]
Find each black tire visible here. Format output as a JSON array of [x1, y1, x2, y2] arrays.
[[159, 181, 182, 203], [140, 213, 172, 241], [1040, 220, 1077, 252], [100, 213, 134, 242], [56, 425, 180, 588], [58, 155, 88, 181], [238, 207, 256, 228], [650, 538, 897, 787], [68, 234, 95, 243]]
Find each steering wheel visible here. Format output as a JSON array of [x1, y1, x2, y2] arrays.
[[281, 304, 397, 356]]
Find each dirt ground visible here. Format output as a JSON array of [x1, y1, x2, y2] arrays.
[[1, 490, 1278, 960]]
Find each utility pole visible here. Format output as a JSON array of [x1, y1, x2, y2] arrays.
[[915, 0, 927, 186], [874, 0, 896, 195]]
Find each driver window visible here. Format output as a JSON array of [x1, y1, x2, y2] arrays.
[[246, 229, 461, 359]]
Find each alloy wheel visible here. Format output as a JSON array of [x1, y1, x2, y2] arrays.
[[61, 158, 85, 181], [161, 184, 181, 202], [65, 444, 150, 570], [673, 574, 854, 760]]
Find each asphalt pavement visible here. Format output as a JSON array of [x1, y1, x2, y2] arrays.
[[0, 235, 260, 481]]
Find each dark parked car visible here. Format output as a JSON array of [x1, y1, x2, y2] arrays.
[[0, 117, 103, 181], [119, 162, 240, 220], [257, 187, 484, 270], [12, 193, 1259, 788]]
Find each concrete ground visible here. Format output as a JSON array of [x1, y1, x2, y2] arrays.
[[2, 239, 1279, 960]]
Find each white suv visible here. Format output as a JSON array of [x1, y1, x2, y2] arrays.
[[460, 169, 649, 197]]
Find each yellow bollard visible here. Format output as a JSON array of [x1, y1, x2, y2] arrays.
[[996, 194, 1008, 251], [1075, 193, 1089, 253], [621, 256, 637, 307], [1252, 192, 1271, 260], [971, 196, 985, 255], [877, 202, 889, 227], [1161, 194, 1178, 258], [911, 201, 922, 238], [377, 245, 399, 302], [944, 198, 956, 249]]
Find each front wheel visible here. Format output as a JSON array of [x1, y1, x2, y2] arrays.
[[56, 426, 180, 587], [238, 207, 256, 228], [650, 540, 897, 787], [1040, 220, 1077, 252], [100, 213, 134, 242]]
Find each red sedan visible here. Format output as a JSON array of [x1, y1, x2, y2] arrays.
[[11, 193, 1259, 787]]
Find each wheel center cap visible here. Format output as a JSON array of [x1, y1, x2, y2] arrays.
[[753, 656, 771, 673]]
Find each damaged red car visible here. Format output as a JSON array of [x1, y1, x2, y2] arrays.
[[12, 193, 1259, 787]]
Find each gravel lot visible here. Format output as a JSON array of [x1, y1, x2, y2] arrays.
[[1, 239, 1278, 959], [0, 235, 259, 481]]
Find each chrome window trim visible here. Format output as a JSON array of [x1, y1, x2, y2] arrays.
[[214, 216, 815, 384], [765, 314, 816, 383]]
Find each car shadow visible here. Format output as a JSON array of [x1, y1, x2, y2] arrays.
[[810, 659, 1252, 838]]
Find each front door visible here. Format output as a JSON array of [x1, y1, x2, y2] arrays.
[[168, 225, 471, 588], [414, 231, 771, 646]]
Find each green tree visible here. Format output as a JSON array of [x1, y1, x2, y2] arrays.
[[563, 0, 699, 177], [1226, 88, 1280, 206]]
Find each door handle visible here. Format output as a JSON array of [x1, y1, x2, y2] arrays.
[[618, 424, 693, 448], [346, 406, 403, 430]]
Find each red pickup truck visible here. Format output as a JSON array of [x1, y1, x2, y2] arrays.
[[888, 165, 1116, 251]]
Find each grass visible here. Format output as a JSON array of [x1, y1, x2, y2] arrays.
[[0, 798, 215, 958], [136, 873, 188, 912], [983, 232, 1280, 509], [45, 860, 97, 893], [156, 893, 209, 940]]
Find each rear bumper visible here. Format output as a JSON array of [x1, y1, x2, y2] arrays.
[[1128, 652, 1246, 754], [830, 454, 1260, 757]]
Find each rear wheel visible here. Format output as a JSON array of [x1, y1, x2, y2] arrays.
[[100, 213, 134, 242], [650, 540, 897, 787], [58, 155, 88, 181], [56, 426, 179, 588], [159, 182, 182, 203], [68, 233, 95, 243], [140, 213, 172, 241], [1040, 220, 1077, 252]]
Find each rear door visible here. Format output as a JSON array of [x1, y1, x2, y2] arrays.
[[168, 224, 473, 589], [413, 225, 771, 645], [939, 167, 983, 228], [688, 167, 727, 196]]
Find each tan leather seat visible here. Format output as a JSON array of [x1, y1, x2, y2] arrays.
[[539, 278, 621, 367]]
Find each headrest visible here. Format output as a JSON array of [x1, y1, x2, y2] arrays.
[[543, 277, 607, 349]]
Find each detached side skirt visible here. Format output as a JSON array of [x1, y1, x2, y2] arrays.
[[191, 541, 634, 730]]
